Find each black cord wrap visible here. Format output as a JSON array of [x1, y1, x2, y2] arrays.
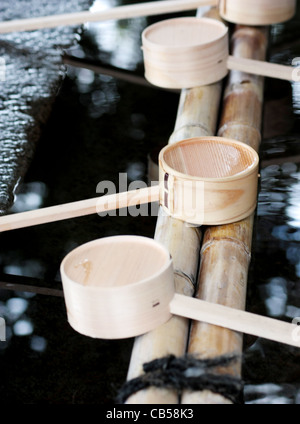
[[116, 354, 244, 404]]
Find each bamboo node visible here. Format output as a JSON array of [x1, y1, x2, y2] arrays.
[[169, 123, 212, 142], [174, 270, 197, 296], [201, 236, 252, 259]]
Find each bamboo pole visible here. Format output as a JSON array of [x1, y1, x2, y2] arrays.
[[181, 25, 268, 404], [125, 6, 223, 405]]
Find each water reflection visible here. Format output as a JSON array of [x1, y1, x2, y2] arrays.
[[245, 383, 298, 404], [69, 0, 147, 118], [6, 297, 28, 320], [259, 277, 288, 317], [11, 181, 47, 213], [257, 164, 286, 217], [293, 82, 300, 115], [30, 335, 47, 352], [87, 0, 146, 70], [286, 304, 300, 319], [270, 24, 285, 42], [0, 292, 47, 353], [4, 260, 45, 279], [292, 56, 300, 115], [287, 171, 300, 228], [257, 158, 300, 308], [76, 67, 95, 91], [285, 170, 300, 278], [66, 0, 149, 121], [126, 161, 145, 181], [67, 66, 120, 117], [13, 319, 33, 336]]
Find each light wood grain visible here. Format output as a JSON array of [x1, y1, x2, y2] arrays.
[[159, 137, 259, 226], [227, 56, 296, 82], [60, 235, 175, 339], [0, 0, 217, 33], [142, 17, 229, 89], [170, 295, 300, 348], [0, 185, 159, 232], [219, 0, 296, 25]]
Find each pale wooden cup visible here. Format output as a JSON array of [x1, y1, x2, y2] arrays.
[[60, 235, 300, 347], [159, 137, 259, 226], [219, 0, 296, 26], [60, 235, 174, 339], [142, 17, 229, 89]]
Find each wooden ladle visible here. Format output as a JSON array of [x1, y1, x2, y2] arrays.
[[0, 0, 295, 34], [0, 0, 217, 33], [60, 234, 300, 348], [0, 137, 259, 231], [141, 17, 300, 89], [219, 0, 296, 26]]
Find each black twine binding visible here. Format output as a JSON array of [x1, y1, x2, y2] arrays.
[[116, 354, 244, 404]]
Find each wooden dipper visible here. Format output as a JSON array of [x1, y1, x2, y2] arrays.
[[219, 0, 296, 26], [0, 0, 295, 34], [142, 17, 299, 89], [60, 235, 300, 348], [0, 137, 259, 231]]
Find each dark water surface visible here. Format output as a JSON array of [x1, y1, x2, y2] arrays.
[[0, 0, 300, 404], [0, 0, 93, 213]]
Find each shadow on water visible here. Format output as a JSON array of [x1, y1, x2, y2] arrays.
[[0, 0, 300, 404]]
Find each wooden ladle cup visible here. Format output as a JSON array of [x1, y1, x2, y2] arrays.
[[142, 17, 299, 89], [219, 0, 296, 26], [60, 235, 300, 347]]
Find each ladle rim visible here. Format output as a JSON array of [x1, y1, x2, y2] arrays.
[[142, 17, 229, 52], [60, 235, 173, 292], [159, 137, 259, 183]]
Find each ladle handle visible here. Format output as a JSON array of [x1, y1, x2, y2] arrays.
[[227, 56, 298, 82], [0, 0, 217, 34], [170, 293, 300, 348], [0, 185, 159, 232]]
